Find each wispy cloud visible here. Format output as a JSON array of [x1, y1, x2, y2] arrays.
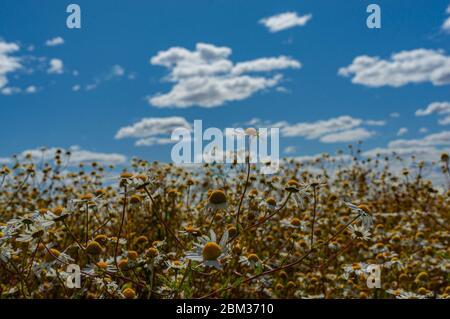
[[82, 65, 128, 91], [4, 146, 127, 166], [148, 43, 300, 108], [259, 12, 312, 33], [45, 36, 64, 47], [442, 5, 450, 33], [397, 127, 408, 136], [415, 101, 450, 125]]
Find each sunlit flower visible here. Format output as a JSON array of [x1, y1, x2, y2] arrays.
[[186, 230, 229, 270]]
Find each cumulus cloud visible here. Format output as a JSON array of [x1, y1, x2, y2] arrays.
[[397, 127, 408, 136], [442, 5, 450, 33], [415, 101, 450, 116], [148, 43, 300, 108], [259, 12, 312, 33], [47, 58, 63, 74], [249, 115, 377, 143], [45, 37, 65, 47], [388, 131, 450, 149], [115, 116, 192, 147], [25, 85, 37, 94], [0, 41, 22, 90], [281, 116, 363, 139], [362, 131, 450, 173], [320, 128, 374, 143], [338, 49, 450, 87], [415, 101, 450, 125]]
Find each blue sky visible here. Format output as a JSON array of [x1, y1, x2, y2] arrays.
[[1, 0, 450, 166]]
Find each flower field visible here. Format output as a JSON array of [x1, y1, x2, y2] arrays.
[[0, 148, 449, 299]]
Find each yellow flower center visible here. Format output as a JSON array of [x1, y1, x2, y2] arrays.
[[96, 261, 108, 269], [86, 241, 103, 255], [266, 197, 277, 206], [248, 253, 259, 263], [285, 179, 300, 192], [128, 250, 138, 260], [118, 258, 128, 269], [122, 288, 136, 299], [290, 218, 301, 226], [146, 247, 159, 258], [79, 193, 94, 201], [352, 263, 361, 270], [120, 172, 134, 179], [208, 190, 227, 205], [129, 195, 142, 204], [357, 204, 371, 214], [202, 242, 222, 261]]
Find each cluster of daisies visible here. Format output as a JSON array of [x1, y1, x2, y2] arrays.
[[0, 147, 449, 299]]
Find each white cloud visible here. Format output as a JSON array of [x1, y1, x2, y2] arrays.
[[363, 145, 448, 163], [115, 116, 192, 147], [72, 84, 81, 92], [15, 146, 126, 166], [1, 86, 21, 95], [232, 56, 301, 74], [390, 112, 400, 118], [419, 127, 428, 133], [47, 58, 63, 74], [415, 101, 450, 116], [320, 128, 374, 143], [397, 127, 408, 136], [416, 102, 450, 125], [284, 146, 297, 154], [148, 43, 300, 108], [443, 5, 450, 33], [45, 37, 65, 47], [25, 85, 37, 94], [365, 120, 386, 126], [439, 116, 450, 125], [0, 157, 11, 165], [388, 131, 450, 149], [281, 116, 362, 139], [338, 49, 450, 87], [259, 12, 312, 33], [249, 115, 377, 143], [84, 64, 127, 91], [135, 137, 174, 147], [0, 41, 22, 90], [362, 131, 450, 167]]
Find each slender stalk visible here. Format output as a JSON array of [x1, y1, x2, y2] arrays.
[[310, 186, 317, 248], [114, 184, 127, 271], [236, 161, 251, 227], [143, 186, 185, 249], [200, 214, 361, 299], [85, 201, 89, 245]]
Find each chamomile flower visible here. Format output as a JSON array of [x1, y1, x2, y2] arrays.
[[283, 180, 311, 209], [280, 217, 306, 230], [166, 259, 187, 271], [206, 189, 228, 211], [344, 201, 374, 231], [239, 253, 261, 268], [185, 230, 229, 270], [348, 224, 371, 241]]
